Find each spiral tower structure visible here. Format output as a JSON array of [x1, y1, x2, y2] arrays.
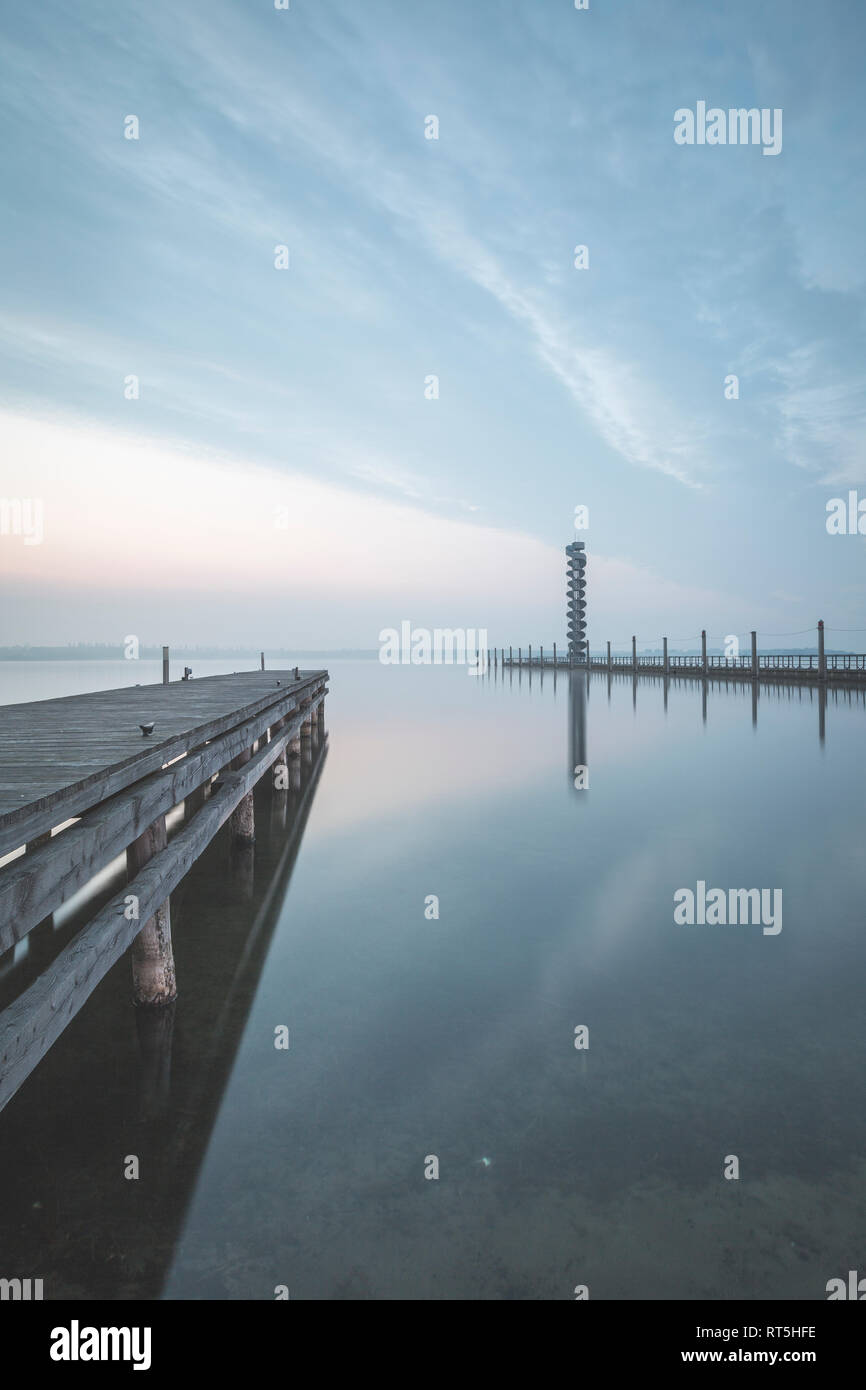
[[566, 540, 587, 664]]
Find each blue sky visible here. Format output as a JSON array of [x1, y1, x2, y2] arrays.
[[0, 0, 864, 649]]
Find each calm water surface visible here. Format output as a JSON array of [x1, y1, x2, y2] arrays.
[[0, 658, 864, 1299]]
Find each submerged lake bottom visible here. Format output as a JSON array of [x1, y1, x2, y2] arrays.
[[0, 658, 864, 1300]]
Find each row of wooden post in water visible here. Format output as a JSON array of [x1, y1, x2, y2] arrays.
[[492, 622, 866, 682]]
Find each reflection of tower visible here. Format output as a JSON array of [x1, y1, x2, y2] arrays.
[[566, 541, 587, 663], [568, 671, 588, 793]]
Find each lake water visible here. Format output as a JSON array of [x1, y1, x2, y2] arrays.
[[0, 658, 864, 1300]]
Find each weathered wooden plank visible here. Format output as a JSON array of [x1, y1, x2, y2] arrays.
[[0, 670, 325, 855], [0, 685, 327, 950], [0, 704, 326, 1113]]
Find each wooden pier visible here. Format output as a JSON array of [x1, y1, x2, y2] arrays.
[[0, 668, 328, 1112]]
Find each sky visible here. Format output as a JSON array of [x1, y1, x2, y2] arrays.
[[0, 0, 864, 651]]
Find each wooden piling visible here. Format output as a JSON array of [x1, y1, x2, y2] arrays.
[[632, 635, 637, 671], [162, 646, 169, 685], [818, 620, 826, 680], [606, 640, 611, 671], [260, 651, 265, 671], [701, 629, 707, 677], [229, 747, 255, 843], [271, 715, 288, 788], [751, 630, 758, 679], [127, 815, 176, 1005]]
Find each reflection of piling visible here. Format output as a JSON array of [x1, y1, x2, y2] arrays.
[[135, 998, 176, 1119], [568, 671, 588, 791], [819, 684, 826, 744]]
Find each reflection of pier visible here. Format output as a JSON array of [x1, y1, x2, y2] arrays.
[[0, 670, 327, 1112], [0, 721, 328, 1298], [487, 656, 852, 748], [595, 666, 847, 745]]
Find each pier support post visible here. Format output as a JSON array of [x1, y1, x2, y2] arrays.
[[162, 646, 169, 685], [127, 816, 176, 1005], [518, 647, 522, 667], [135, 999, 176, 1118], [271, 716, 289, 789], [229, 747, 255, 843], [529, 644, 532, 666], [701, 629, 707, 677], [509, 646, 513, 665], [663, 636, 669, 676], [260, 651, 265, 671], [751, 631, 758, 680], [818, 619, 826, 681], [553, 642, 557, 666], [287, 730, 302, 791], [607, 641, 611, 672], [300, 700, 313, 765], [540, 645, 543, 669], [632, 635, 637, 672]]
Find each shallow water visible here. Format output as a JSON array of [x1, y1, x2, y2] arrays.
[[0, 659, 864, 1299]]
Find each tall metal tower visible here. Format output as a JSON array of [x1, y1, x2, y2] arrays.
[[566, 540, 587, 664]]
